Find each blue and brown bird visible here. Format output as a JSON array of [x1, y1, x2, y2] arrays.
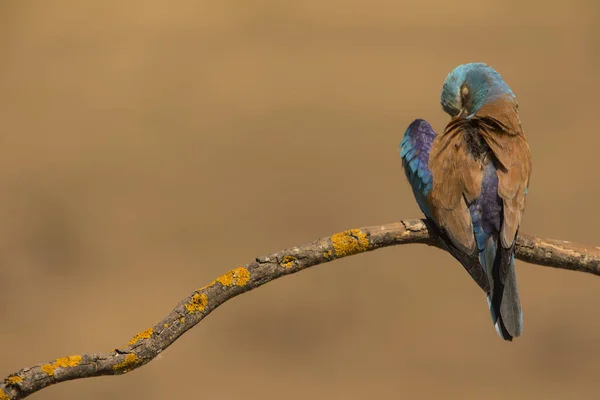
[[399, 62, 532, 341]]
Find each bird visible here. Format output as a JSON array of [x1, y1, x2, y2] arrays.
[[399, 62, 532, 341]]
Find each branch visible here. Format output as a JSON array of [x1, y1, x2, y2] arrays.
[[2, 219, 599, 399]]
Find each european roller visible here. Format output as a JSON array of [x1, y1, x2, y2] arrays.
[[399, 62, 532, 341]]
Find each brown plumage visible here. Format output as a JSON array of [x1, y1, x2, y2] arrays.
[[429, 92, 531, 339], [400, 62, 532, 340], [476, 96, 532, 249], [429, 92, 531, 256]]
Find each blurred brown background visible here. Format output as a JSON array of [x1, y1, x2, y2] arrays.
[[1, 1, 599, 399]]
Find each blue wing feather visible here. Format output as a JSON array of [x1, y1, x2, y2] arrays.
[[399, 119, 436, 218]]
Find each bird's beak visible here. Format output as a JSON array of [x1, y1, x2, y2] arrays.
[[456, 108, 475, 120]]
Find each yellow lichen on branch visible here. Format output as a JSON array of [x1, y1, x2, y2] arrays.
[[185, 293, 208, 313], [330, 229, 369, 257], [40, 356, 82, 377], [127, 328, 154, 346], [54, 356, 82, 368], [281, 255, 296, 268], [113, 354, 140, 374], [40, 365, 54, 377], [216, 267, 251, 287], [3, 376, 22, 386]]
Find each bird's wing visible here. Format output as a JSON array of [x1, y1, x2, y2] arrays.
[[428, 121, 482, 256], [476, 95, 531, 249], [401, 118, 490, 293], [477, 97, 532, 250], [399, 119, 436, 219], [483, 129, 531, 249]]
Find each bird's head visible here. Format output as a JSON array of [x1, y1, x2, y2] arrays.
[[440, 62, 515, 119]]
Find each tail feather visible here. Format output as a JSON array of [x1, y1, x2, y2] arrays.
[[497, 251, 523, 339], [481, 237, 523, 341]]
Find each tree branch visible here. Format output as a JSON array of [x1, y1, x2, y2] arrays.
[[2, 219, 600, 399]]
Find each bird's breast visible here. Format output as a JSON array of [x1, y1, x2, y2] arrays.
[[463, 125, 490, 162]]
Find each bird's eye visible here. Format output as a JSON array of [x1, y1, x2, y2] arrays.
[[461, 85, 469, 98]]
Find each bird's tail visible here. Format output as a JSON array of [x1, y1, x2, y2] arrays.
[[481, 237, 523, 341]]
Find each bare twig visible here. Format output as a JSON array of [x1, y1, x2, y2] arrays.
[[2, 219, 600, 399]]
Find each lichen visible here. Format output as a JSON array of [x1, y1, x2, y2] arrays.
[[113, 354, 140, 373], [185, 293, 208, 313], [5, 375, 23, 385], [53, 356, 81, 368], [330, 229, 369, 257], [41, 364, 55, 376], [216, 267, 251, 287], [0, 388, 9, 400], [180, 317, 185, 323], [323, 250, 333, 260], [163, 323, 169, 328], [128, 328, 154, 345], [41, 355, 82, 376], [280, 255, 296, 268]]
